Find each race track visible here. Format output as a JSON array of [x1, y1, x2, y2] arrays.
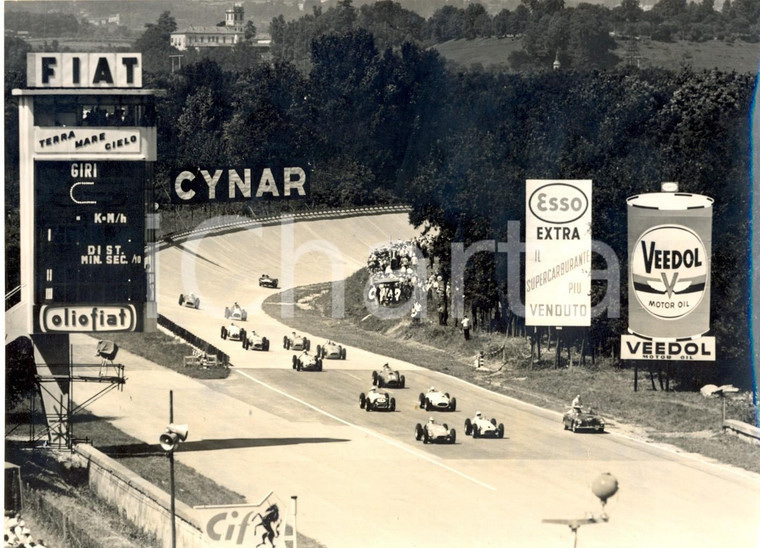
[[73, 212, 760, 548]]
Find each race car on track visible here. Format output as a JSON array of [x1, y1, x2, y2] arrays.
[[220, 323, 245, 342], [292, 352, 323, 372], [419, 387, 457, 412], [283, 332, 311, 351], [242, 330, 270, 351], [259, 274, 279, 288], [563, 407, 605, 433], [464, 412, 505, 438], [178, 292, 200, 309], [372, 363, 405, 388], [316, 340, 346, 360], [415, 419, 456, 444], [224, 303, 247, 321], [359, 387, 396, 412]]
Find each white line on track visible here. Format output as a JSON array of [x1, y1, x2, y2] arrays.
[[235, 369, 497, 491]]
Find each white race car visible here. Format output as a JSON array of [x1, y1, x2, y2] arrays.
[[372, 364, 405, 388], [415, 420, 456, 444], [224, 303, 247, 321], [419, 387, 457, 412], [220, 323, 245, 342], [317, 340, 346, 360], [292, 353, 323, 372], [242, 331, 270, 351], [464, 413, 505, 438], [359, 388, 396, 412], [284, 333, 310, 351], [178, 292, 200, 309]]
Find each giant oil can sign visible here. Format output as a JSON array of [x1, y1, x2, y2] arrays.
[[623, 186, 715, 360]]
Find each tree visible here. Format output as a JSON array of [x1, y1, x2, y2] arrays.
[[134, 11, 178, 73], [244, 20, 257, 42]]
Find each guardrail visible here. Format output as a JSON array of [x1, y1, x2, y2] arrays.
[[157, 314, 229, 367], [160, 204, 412, 246], [723, 419, 760, 445], [5, 285, 22, 311]]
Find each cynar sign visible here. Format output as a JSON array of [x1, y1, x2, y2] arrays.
[[171, 166, 309, 204]]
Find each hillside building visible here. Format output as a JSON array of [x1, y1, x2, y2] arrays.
[[170, 4, 246, 51]]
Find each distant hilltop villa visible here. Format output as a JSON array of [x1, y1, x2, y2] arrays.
[[170, 3, 270, 53]]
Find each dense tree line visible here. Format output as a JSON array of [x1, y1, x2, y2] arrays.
[[4, 9, 755, 388], [269, 0, 760, 71]]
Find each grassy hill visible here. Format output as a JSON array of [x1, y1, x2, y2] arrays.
[[434, 37, 760, 74]]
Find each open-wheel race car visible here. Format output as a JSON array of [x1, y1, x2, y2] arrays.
[[563, 407, 605, 433], [178, 292, 200, 309], [220, 323, 245, 342], [259, 274, 279, 288], [292, 352, 323, 372], [284, 332, 310, 351], [224, 303, 247, 321], [415, 419, 456, 444], [242, 330, 270, 351], [359, 387, 396, 412], [316, 340, 346, 360], [372, 363, 405, 388], [464, 412, 505, 438], [419, 387, 457, 412]]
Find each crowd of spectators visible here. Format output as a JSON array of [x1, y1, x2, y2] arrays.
[[4, 512, 48, 548], [366, 235, 438, 307]]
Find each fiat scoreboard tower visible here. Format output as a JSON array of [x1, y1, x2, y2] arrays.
[[12, 53, 162, 446], [14, 53, 160, 335]]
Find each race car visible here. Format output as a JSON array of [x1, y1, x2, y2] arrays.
[[283, 332, 311, 351], [372, 364, 405, 388], [419, 387, 457, 412], [220, 323, 245, 342], [414, 419, 456, 444], [464, 412, 505, 438], [563, 407, 606, 433], [178, 292, 200, 309], [224, 303, 247, 321], [292, 353, 323, 372], [242, 330, 270, 351], [359, 388, 396, 412], [259, 274, 279, 288], [316, 340, 346, 360]]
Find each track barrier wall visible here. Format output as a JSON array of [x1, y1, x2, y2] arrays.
[[75, 444, 206, 548], [157, 314, 229, 367], [159, 204, 411, 247]]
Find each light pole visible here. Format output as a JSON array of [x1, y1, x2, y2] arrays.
[[542, 472, 619, 547], [159, 390, 189, 548]]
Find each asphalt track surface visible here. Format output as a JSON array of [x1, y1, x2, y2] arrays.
[[72, 213, 760, 548]]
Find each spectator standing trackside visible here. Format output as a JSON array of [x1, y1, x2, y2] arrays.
[[461, 316, 471, 340]]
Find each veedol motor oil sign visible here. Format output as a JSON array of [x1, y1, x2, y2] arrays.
[[626, 186, 713, 340]]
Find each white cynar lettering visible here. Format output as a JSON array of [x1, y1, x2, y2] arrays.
[[174, 171, 196, 201], [284, 167, 307, 196], [229, 169, 251, 199], [255, 168, 279, 197], [201, 170, 224, 200]]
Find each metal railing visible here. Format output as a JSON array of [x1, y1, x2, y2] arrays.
[[161, 204, 412, 246]]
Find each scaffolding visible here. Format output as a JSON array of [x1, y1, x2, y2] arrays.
[[31, 341, 126, 449]]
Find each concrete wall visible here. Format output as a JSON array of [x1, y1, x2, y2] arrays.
[[75, 444, 207, 548]]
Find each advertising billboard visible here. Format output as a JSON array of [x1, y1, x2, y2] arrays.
[[626, 190, 713, 339], [624, 186, 715, 361], [525, 180, 592, 326]]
